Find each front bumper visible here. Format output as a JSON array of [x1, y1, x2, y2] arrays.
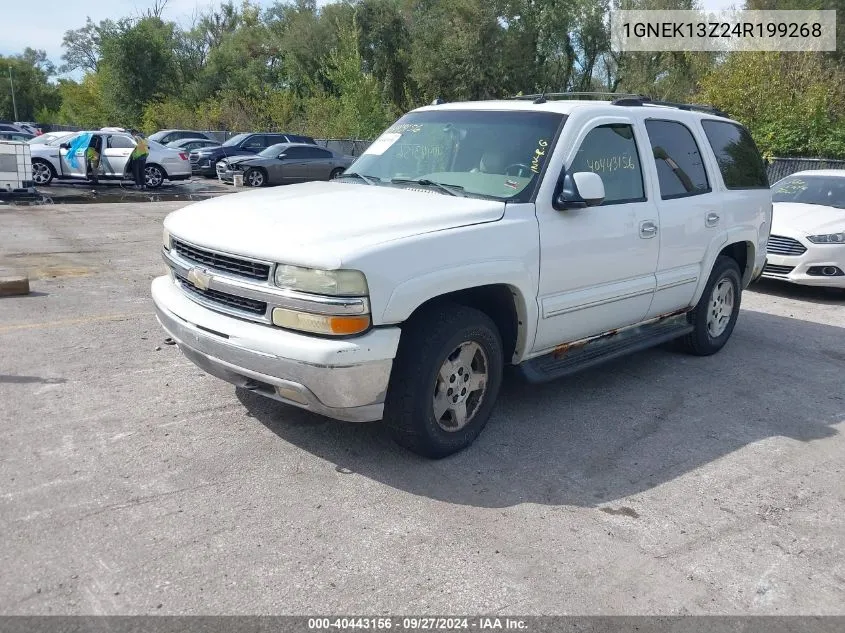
[[762, 239, 845, 288], [151, 275, 400, 422]]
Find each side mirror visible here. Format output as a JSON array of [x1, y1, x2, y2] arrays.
[[59, 142, 70, 150], [277, 153, 287, 159], [554, 171, 605, 210]]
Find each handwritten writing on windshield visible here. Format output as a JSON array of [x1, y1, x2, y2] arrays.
[[586, 154, 636, 173], [530, 139, 549, 174], [397, 144, 444, 160], [388, 123, 423, 134]]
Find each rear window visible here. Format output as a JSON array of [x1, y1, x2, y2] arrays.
[[701, 121, 769, 189]]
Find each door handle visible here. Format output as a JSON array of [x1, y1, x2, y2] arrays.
[[706, 212, 720, 227], [639, 220, 658, 238]]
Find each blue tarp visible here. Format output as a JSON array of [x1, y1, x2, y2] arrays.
[[67, 132, 92, 168]]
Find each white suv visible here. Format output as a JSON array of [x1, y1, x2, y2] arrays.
[[152, 94, 772, 458]]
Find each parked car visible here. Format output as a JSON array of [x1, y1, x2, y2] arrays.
[[216, 143, 354, 186], [28, 131, 73, 145], [15, 122, 41, 136], [149, 129, 213, 145], [0, 131, 35, 142], [761, 170, 845, 290], [152, 95, 771, 458], [0, 122, 27, 133], [166, 138, 220, 152], [189, 132, 317, 177], [30, 130, 191, 188]]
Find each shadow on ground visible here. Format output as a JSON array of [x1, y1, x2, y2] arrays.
[[749, 278, 845, 305], [237, 309, 844, 508]]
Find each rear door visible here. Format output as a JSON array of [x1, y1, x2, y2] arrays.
[[642, 118, 726, 317], [299, 147, 335, 181], [241, 135, 269, 154], [101, 133, 135, 176]]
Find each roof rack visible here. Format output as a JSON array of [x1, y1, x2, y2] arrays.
[[611, 96, 729, 118], [510, 92, 646, 105]]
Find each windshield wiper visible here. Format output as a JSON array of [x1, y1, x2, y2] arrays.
[[336, 172, 378, 185], [391, 178, 465, 197]]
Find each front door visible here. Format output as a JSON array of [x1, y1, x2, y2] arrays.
[[58, 133, 89, 179], [101, 134, 135, 177], [533, 118, 660, 354]]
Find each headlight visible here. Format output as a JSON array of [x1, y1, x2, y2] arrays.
[[806, 232, 845, 244], [163, 227, 171, 249], [274, 265, 368, 296]]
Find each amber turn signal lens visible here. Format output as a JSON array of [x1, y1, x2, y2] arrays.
[[272, 308, 370, 336]]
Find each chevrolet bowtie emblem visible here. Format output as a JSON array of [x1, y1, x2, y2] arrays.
[[187, 267, 213, 291]]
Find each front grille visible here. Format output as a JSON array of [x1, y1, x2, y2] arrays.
[[763, 263, 795, 276], [767, 235, 807, 256], [176, 274, 267, 315], [173, 239, 271, 281]]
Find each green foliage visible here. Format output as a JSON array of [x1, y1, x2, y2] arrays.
[[0, 0, 831, 160], [0, 49, 60, 121], [698, 52, 845, 159]]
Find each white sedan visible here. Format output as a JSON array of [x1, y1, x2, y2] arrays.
[[30, 130, 192, 189], [763, 170, 845, 289]]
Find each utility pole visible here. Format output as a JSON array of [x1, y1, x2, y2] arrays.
[[8, 66, 18, 121]]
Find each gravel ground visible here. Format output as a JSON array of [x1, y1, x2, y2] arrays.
[[1, 201, 843, 615]]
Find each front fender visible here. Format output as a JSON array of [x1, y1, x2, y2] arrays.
[[380, 260, 538, 362]]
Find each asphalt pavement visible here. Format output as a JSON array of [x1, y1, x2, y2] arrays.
[[1, 201, 843, 615]]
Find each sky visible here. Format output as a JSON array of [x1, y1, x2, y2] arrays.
[[3, 0, 739, 80]]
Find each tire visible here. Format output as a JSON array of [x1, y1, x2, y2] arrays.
[[329, 167, 344, 180], [679, 255, 742, 356], [245, 168, 266, 187], [383, 303, 504, 458], [144, 164, 165, 188], [32, 159, 55, 186]]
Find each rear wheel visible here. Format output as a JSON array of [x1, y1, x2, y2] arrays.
[[330, 167, 344, 179], [144, 164, 165, 188], [32, 159, 55, 186], [383, 304, 504, 458], [679, 255, 742, 356], [245, 168, 266, 187]]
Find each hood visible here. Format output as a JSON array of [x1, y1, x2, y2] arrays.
[[164, 181, 506, 269], [224, 154, 265, 166], [772, 202, 845, 236]]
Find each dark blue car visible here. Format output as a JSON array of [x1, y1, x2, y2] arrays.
[[189, 132, 316, 177]]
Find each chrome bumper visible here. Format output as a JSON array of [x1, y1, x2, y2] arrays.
[[153, 288, 393, 423]]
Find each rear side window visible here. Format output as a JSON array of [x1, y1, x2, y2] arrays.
[[645, 120, 710, 199], [301, 147, 333, 159], [569, 124, 645, 204], [701, 121, 769, 189], [108, 135, 135, 149]]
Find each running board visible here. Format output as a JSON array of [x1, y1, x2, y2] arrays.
[[519, 313, 693, 383]]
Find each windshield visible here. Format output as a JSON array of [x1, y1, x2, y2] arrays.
[[259, 143, 288, 158], [345, 109, 564, 201], [222, 133, 248, 147], [147, 131, 166, 142], [772, 175, 845, 208]]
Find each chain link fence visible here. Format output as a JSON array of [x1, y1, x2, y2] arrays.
[[767, 157, 845, 183]]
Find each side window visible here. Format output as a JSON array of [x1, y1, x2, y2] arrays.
[[108, 135, 135, 149], [301, 147, 332, 159], [242, 135, 266, 150], [701, 121, 769, 189], [283, 147, 306, 159], [569, 123, 645, 204], [645, 120, 710, 199]]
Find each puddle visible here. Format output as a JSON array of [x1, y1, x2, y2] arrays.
[[0, 179, 226, 206]]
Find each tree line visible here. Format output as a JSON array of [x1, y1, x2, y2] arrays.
[[2, 0, 845, 158]]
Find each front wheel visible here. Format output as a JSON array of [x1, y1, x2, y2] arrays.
[[32, 159, 55, 186], [383, 303, 504, 458], [245, 168, 266, 187], [679, 255, 742, 356], [144, 164, 165, 188], [329, 167, 344, 180]]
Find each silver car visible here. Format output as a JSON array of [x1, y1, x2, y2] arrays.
[[217, 143, 354, 187]]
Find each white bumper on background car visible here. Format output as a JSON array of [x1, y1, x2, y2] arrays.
[[151, 275, 400, 422], [763, 234, 845, 287]]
